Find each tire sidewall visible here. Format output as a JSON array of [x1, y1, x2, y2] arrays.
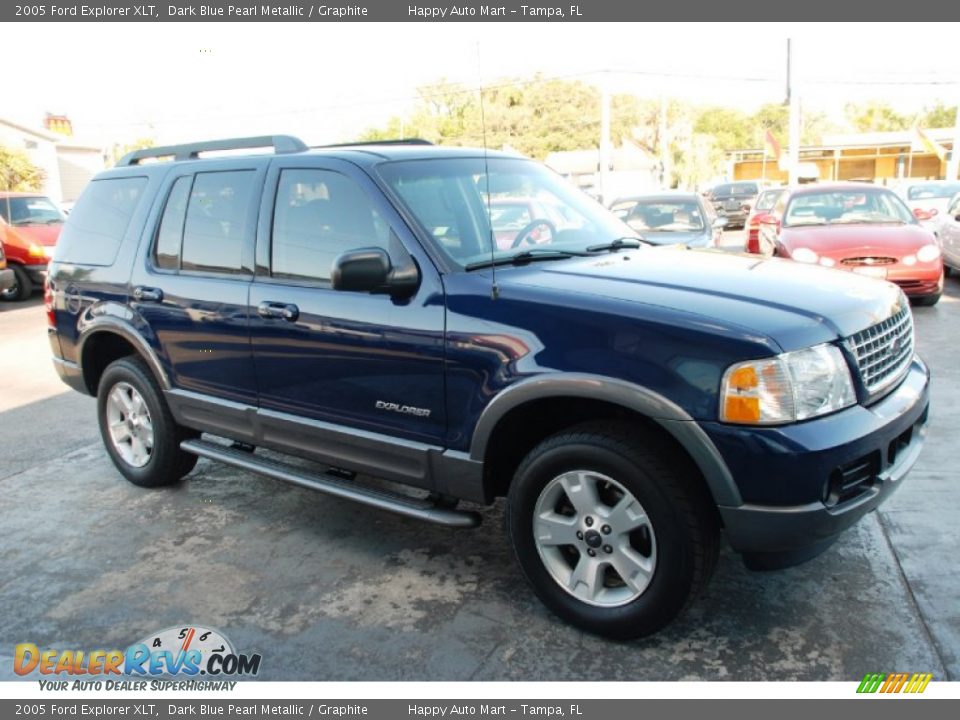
[[97, 358, 176, 487], [508, 438, 696, 639]]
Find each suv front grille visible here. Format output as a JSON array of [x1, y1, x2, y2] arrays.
[[845, 303, 914, 397]]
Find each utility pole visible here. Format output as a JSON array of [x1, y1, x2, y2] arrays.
[[787, 39, 801, 185], [948, 86, 960, 181], [659, 94, 670, 189], [599, 77, 612, 205]]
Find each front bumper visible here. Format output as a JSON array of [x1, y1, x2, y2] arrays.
[[705, 357, 929, 557], [0, 268, 13, 292], [23, 263, 48, 285]]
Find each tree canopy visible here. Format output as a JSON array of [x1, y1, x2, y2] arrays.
[[0, 146, 45, 192]]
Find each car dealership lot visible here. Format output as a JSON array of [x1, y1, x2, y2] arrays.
[[0, 275, 957, 682]]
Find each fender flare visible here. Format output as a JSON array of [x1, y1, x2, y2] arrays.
[[468, 373, 742, 507], [77, 316, 171, 393]]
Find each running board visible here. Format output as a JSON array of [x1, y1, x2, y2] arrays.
[[180, 439, 481, 528]]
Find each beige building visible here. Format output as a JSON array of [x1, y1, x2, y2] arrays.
[[728, 128, 955, 185], [0, 116, 105, 203]]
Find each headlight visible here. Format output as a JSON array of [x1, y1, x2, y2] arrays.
[[916, 244, 941, 263], [28, 243, 46, 259], [720, 344, 856, 425], [792, 247, 818, 263]]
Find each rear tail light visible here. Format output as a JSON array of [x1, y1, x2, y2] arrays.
[[44, 277, 55, 327]]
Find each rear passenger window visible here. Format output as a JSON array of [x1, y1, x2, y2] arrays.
[[180, 170, 256, 275], [153, 176, 192, 271], [55, 176, 147, 266], [271, 169, 391, 282]]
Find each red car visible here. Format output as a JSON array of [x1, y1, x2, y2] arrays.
[[744, 187, 784, 254], [758, 183, 943, 305], [0, 192, 65, 301]]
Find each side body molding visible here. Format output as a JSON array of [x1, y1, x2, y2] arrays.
[[469, 373, 743, 507]]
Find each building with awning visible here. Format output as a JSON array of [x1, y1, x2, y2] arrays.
[[728, 127, 955, 185]]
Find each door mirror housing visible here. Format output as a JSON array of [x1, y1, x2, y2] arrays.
[[331, 247, 419, 298]]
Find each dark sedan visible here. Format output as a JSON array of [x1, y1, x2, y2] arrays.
[[708, 181, 765, 229], [609, 192, 726, 248]]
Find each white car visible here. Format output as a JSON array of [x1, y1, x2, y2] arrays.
[[897, 180, 960, 235], [937, 191, 960, 272]]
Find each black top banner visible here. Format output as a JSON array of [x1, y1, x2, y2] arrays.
[[4, 1, 958, 21]]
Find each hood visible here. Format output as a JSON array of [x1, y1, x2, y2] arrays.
[[500, 246, 905, 351], [3, 222, 62, 247], [640, 230, 710, 247], [781, 223, 934, 256]]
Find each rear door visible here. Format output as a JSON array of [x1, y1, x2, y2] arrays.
[[248, 157, 447, 445], [941, 194, 960, 267], [130, 158, 267, 404]]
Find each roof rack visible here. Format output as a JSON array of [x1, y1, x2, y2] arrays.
[[117, 135, 308, 166], [313, 138, 434, 149]]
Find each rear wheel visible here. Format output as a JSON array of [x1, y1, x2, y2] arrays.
[[0, 265, 33, 301], [912, 292, 941, 307], [97, 356, 198, 487], [507, 421, 719, 640]]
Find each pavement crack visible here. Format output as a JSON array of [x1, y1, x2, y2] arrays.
[[876, 510, 952, 680]]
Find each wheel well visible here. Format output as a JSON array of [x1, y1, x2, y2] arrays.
[[81, 332, 139, 395], [481, 397, 712, 505]]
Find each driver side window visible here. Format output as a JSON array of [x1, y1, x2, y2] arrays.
[[271, 169, 391, 282]]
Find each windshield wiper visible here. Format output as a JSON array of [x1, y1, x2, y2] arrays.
[[586, 237, 644, 253], [465, 248, 589, 271]]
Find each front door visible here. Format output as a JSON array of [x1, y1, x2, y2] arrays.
[[248, 158, 446, 446]]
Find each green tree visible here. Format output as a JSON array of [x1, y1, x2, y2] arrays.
[[845, 102, 910, 132], [110, 137, 157, 166], [919, 102, 957, 129], [0, 145, 45, 192]]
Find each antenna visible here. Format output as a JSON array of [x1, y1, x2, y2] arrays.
[[477, 42, 499, 301]]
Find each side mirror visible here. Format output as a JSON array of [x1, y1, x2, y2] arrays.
[[331, 247, 419, 298], [712, 217, 728, 229]]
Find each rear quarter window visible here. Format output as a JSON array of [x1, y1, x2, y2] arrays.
[[55, 176, 148, 266]]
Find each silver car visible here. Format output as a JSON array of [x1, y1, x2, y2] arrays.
[[897, 180, 960, 235], [936, 191, 960, 272]]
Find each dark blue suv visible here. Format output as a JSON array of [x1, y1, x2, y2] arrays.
[[47, 136, 929, 639]]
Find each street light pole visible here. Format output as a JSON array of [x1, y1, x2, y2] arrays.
[[787, 39, 801, 185]]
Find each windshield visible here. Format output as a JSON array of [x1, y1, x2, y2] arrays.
[[907, 182, 960, 200], [784, 189, 916, 227], [0, 196, 65, 226], [711, 183, 758, 198], [617, 199, 705, 232], [755, 189, 783, 211], [378, 157, 636, 268]]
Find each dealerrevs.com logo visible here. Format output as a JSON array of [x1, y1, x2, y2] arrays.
[[14, 625, 261, 687]]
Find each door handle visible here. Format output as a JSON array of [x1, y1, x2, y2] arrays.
[[257, 301, 299, 322], [133, 286, 163, 303]]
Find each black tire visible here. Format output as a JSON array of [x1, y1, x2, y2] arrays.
[[0, 265, 33, 302], [96, 356, 198, 487], [507, 421, 719, 640], [912, 292, 941, 307]]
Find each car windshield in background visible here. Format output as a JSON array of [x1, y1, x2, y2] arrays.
[[712, 183, 758, 197], [785, 189, 916, 227], [755, 189, 783, 211], [907, 182, 960, 200], [378, 157, 636, 268], [622, 200, 705, 232], [0, 196, 65, 226]]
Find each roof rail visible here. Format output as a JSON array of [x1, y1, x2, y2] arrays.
[[313, 138, 434, 149], [117, 135, 308, 166]]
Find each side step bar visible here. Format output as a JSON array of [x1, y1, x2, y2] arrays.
[[180, 439, 481, 529]]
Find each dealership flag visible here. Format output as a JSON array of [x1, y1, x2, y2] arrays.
[[764, 129, 782, 160], [912, 126, 947, 161]]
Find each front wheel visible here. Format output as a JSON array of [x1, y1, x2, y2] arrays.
[[507, 422, 719, 640], [97, 356, 198, 487], [0, 265, 33, 301]]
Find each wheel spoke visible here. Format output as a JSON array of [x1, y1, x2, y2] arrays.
[[534, 512, 580, 546], [130, 435, 149, 464], [109, 420, 131, 443], [607, 495, 650, 533], [560, 472, 601, 516], [109, 386, 134, 415], [568, 556, 603, 601], [609, 546, 654, 593]]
